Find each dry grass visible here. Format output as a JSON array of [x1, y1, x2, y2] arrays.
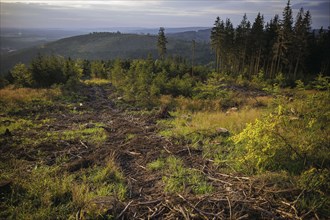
[[159, 95, 222, 111], [160, 108, 265, 138], [84, 78, 111, 85], [0, 86, 61, 104], [188, 109, 264, 133], [159, 94, 273, 112], [244, 96, 273, 108]]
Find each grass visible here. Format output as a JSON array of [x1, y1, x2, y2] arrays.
[[159, 108, 264, 139], [1, 81, 329, 218], [0, 86, 61, 104], [125, 133, 136, 141], [147, 158, 165, 171], [0, 85, 124, 219], [84, 78, 112, 85], [1, 164, 74, 219], [3, 121, 108, 149], [0, 86, 61, 114], [60, 123, 107, 146], [0, 117, 37, 134], [148, 156, 213, 195], [0, 157, 127, 219]]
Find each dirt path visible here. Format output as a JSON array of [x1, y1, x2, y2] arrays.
[[1, 83, 299, 219], [69, 84, 294, 219]]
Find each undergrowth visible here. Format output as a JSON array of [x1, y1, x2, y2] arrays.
[[148, 156, 213, 195]]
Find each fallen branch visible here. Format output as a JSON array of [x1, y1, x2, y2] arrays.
[[117, 200, 133, 219], [80, 140, 88, 149]]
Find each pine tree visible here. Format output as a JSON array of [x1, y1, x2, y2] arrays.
[[223, 18, 235, 73], [157, 27, 168, 60], [249, 13, 265, 76], [211, 17, 224, 73], [282, 0, 294, 78], [30, 54, 65, 87], [191, 40, 196, 76], [91, 60, 107, 79], [236, 14, 251, 75], [293, 8, 311, 79], [11, 63, 34, 87], [265, 14, 279, 78], [81, 59, 92, 79], [63, 57, 82, 81]]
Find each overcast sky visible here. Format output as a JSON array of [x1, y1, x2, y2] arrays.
[[1, 0, 329, 29]]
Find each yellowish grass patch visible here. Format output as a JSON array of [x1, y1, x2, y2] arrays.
[[84, 78, 111, 85], [0, 86, 61, 105], [161, 108, 265, 138]]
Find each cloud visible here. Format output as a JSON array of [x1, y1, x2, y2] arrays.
[[1, 0, 329, 29]]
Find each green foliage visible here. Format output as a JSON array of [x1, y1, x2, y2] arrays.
[[295, 79, 305, 90], [157, 27, 168, 60], [166, 74, 194, 97], [30, 54, 66, 87], [313, 74, 330, 91], [110, 59, 126, 88], [274, 72, 286, 87], [10, 63, 34, 87], [91, 60, 108, 79], [157, 156, 213, 194], [88, 160, 127, 201], [297, 168, 330, 216], [193, 72, 227, 99], [230, 91, 330, 174], [262, 83, 281, 95], [49, 123, 107, 146], [1, 165, 74, 219], [147, 158, 166, 171], [0, 117, 38, 135], [0, 158, 126, 219], [63, 58, 83, 80], [231, 113, 288, 173]]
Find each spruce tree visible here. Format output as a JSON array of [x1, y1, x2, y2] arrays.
[[157, 27, 168, 60], [236, 14, 251, 75], [293, 8, 311, 79], [265, 14, 279, 78], [282, 0, 294, 78], [211, 17, 224, 73], [249, 13, 265, 76]]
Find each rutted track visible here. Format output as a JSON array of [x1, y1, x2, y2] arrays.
[[74, 84, 301, 219], [1, 83, 304, 219]]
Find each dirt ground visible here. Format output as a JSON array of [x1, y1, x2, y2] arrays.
[[1, 83, 302, 219]]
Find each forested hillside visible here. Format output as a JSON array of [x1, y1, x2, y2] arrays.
[[0, 32, 212, 75]]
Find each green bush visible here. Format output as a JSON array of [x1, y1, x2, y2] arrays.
[[11, 63, 34, 87], [313, 74, 330, 91], [230, 91, 330, 174]]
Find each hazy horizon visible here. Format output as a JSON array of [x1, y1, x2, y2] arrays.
[[1, 0, 329, 30]]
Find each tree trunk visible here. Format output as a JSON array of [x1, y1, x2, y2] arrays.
[[293, 53, 301, 81]]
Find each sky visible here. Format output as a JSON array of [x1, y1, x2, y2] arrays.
[[1, 0, 329, 29]]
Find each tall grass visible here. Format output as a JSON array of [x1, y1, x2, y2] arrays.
[[0, 86, 61, 104], [84, 78, 111, 85], [159, 108, 265, 139]]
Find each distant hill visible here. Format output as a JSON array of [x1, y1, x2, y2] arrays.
[[1, 32, 213, 74], [168, 29, 211, 42], [128, 27, 210, 35], [0, 28, 88, 54]]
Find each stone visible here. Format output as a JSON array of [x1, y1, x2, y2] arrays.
[[216, 127, 230, 136]]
